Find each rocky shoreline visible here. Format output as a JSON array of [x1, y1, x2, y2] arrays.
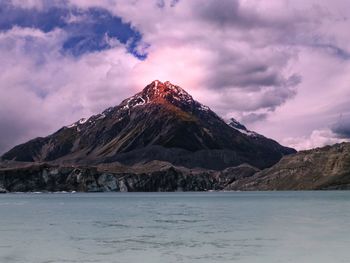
[[0, 161, 257, 193], [1, 143, 350, 192]]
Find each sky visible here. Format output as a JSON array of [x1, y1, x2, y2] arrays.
[[0, 0, 350, 154]]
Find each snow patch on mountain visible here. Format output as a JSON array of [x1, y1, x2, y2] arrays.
[[79, 118, 87, 124], [228, 118, 260, 138], [66, 123, 77, 129]]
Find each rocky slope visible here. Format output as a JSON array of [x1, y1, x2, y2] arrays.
[[226, 142, 350, 190], [2, 80, 295, 170], [0, 161, 258, 192], [2, 143, 350, 192]]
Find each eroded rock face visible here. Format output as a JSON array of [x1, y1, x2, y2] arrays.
[[0, 161, 258, 192], [3, 143, 350, 192], [0, 185, 7, 193], [226, 143, 350, 190]]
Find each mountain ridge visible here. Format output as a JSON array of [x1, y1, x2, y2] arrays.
[[225, 142, 350, 190], [1, 80, 295, 170]]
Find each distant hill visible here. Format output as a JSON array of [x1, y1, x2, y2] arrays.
[[226, 143, 350, 190]]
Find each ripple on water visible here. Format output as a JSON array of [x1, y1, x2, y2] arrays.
[[1, 192, 350, 263]]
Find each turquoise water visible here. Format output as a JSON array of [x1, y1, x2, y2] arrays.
[[1, 192, 350, 263]]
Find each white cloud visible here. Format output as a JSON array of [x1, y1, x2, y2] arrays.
[[283, 129, 350, 151], [0, 26, 139, 153]]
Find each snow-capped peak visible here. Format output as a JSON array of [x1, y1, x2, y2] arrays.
[[147, 80, 194, 102], [228, 118, 260, 137], [119, 80, 197, 110], [228, 118, 247, 131], [66, 118, 87, 128], [66, 81, 213, 131]]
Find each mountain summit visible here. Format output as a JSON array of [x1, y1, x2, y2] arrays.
[[125, 80, 195, 105], [119, 80, 209, 113], [2, 81, 295, 170]]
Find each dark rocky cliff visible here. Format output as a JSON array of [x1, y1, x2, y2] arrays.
[[0, 161, 258, 192], [2, 143, 350, 192]]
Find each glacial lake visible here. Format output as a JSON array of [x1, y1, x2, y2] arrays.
[[1, 191, 350, 263]]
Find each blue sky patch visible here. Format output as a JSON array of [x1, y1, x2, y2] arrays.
[[0, 2, 147, 59]]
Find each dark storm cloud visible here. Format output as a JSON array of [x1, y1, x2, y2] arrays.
[[194, 0, 303, 32], [194, 0, 289, 30], [333, 125, 350, 138], [241, 113, 268, 124], [180, 0, 307, 114], [332, 114, 350, 138], [201, 46, 301, 112], [208, 63, 290, 89], [195, 0, 244, 27]]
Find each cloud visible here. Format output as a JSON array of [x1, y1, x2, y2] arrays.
[[240, 113, 268, 124], [101, 0, 304, 115], [1, 0, 350, 153], [0, 26, 139, 154], [284, 129, 350, 151], [332, 114, 350, 138]]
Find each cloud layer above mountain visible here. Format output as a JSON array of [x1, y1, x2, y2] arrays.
[[0, 0, 350, 153]]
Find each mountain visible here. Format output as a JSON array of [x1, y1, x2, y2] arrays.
[[1, 80, 295, 170], [226, 142, 350, 190]]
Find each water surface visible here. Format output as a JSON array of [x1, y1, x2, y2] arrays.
[[1, 191, 350, 263]]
